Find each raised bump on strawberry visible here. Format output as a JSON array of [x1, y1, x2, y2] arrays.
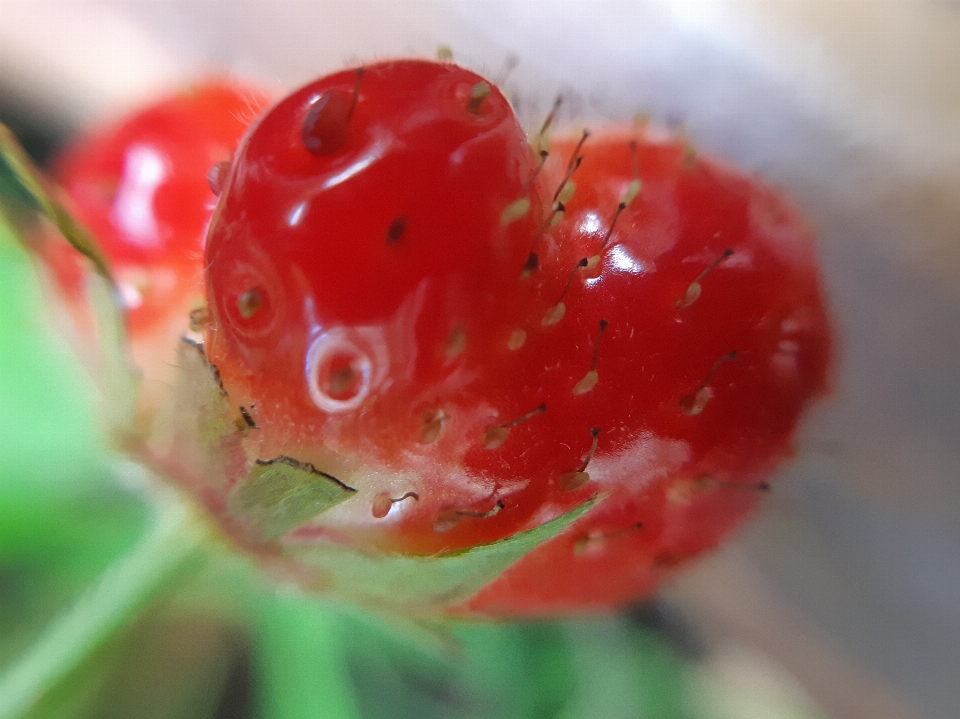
[[201, 59, 831, 614]]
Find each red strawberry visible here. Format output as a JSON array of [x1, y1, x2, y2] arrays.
[[191, 59, 830, 615], [48, 80, 272, 342]]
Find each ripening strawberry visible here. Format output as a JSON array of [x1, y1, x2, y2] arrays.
[[177, 59, 830, 616], [46, 80, 272, 384]]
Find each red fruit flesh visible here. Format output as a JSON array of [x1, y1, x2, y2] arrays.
[[202, 60, 831, 614]]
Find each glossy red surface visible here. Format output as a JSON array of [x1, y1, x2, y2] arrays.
[[55, 80, 273, 334], [203, 60, 831, 613]]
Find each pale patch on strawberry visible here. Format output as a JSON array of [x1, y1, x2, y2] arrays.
[[588, 433, 692, 497]]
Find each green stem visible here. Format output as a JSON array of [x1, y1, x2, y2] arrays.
[[255, 592, 363, 719], [0, 476, 207, 719]]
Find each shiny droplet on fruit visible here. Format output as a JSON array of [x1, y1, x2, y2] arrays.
[[306, 330, 373, 413]]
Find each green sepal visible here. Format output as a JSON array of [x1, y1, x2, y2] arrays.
[[229, 457, 357, 541], [0, 123, 138, 433], [147, 339, 240, 493], [0, 124, 114, 283], [287, 496, 600, 614]]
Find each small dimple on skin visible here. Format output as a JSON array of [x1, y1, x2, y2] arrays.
[[237, 288, 262, 319], [305, 330, 373, 413], [419, 411, 447, 444]]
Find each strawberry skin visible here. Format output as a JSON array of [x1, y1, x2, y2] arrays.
[[189, 60, 832, 615], [462, 130, 831, 613], [52, 80, 273, 337]]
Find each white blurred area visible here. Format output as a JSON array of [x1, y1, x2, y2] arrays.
[[1, 2, 959, 718]]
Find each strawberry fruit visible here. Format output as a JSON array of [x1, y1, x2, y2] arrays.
[[50, 80, 272, 338], [174, 59, 830, 615]]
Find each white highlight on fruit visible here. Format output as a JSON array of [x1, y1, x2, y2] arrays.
[[588, 432, 691, 496], [287, 200, 308, 226], [608, 245, 646, 274], [117, 281, 144, 310], [579, 211, 603, 237], [111, 143, 169, 248], [305, 328, 373, 413], [320, 133, 389, 190]]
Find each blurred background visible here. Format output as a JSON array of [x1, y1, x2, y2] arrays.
[[1, 2, 958, 718]]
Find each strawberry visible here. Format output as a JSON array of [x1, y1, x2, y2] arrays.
[[47, 80, 272, 351], [183, 59, 830, 615]]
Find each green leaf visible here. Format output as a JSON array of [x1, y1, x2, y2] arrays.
[[146, 339, 240, 492], [0, 215, 105, 504], [0, 465, 208, 719], [0, 124, 138, 434], [0, 124, 113, 283], [252, 593, 362, 719], [229, 457, 357, 541], [286, 496, 600, 613], [149, 339, 357, 542]]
